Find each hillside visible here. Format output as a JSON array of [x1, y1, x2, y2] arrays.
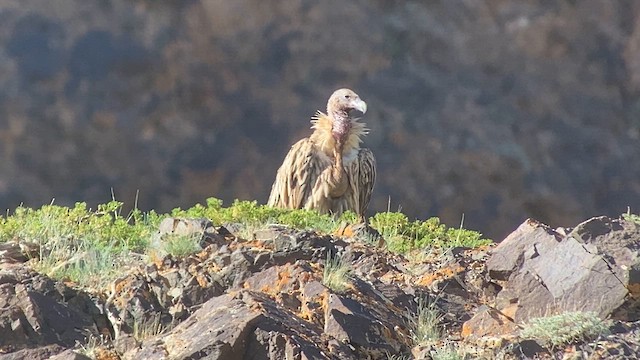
[[2, 1, 640, 239], [0, 201, 638, 359]]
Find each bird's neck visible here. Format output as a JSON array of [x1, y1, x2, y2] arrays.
[[330, 110, 351, 149], [310, 111, 366, 159]]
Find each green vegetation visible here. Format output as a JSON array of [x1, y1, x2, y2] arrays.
[[369, 212, 490, 253], [409, 295, 444, 346], [519, 311, 610, 349], [0, 201, 158, 288], [322, 252, 351, 293], [431, 344, 462, 360], [169, 198, 357, 233], [0, 197, 490, 287], [384, 352, 411, 360], [623, 210, 640, 225], [159, 233, 203, 258]]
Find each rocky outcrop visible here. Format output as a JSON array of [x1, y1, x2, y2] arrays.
[[0, 265, 109, 355], [3, 2, 640, 239], [483, 217, 640, 325], [1, 216, 639, 359]]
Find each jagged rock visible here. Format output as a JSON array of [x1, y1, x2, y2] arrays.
[[0, 265, 107, 353], [324, 292, 402, 357], [134, 290, 348, 360], [104, 256, 227, 338], [5, 217, 640, 359], [460, 305, 518, 340], [0, 344, 69, 360], [486, 219, 561, 281], [0, 241, 39, 264], [48, 349, 92, 360], [484, 217, 640, 328]]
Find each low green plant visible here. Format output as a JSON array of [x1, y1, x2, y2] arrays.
[[369, 212, 490, 254], [431, 344, 462, 360], [161, 233, 203, 257], [322, 252, 351, 293], [170, 198, 357, 234], [0, 201, 158, 287], [0, 196, 491, 288], [519, 311, 610, 350], [0, 200, 157, 248], [409, 295, 444, 345], [623, 210, 640, 225]]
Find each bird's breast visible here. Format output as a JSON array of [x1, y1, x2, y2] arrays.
[[342, 149, 358, 165]]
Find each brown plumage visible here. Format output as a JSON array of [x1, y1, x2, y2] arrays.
[[268, 88, 376, 219]]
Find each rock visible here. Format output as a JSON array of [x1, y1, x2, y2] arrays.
[[0, 344, 68, 360], [323, 291, 405, 358], [0, 241, 39, 264], [509, 340, 546, 359], [243, 262, 312, 298], [486, 217, 640, 326], [48, 349, 92, 360], [0, 265, 106, 352], [461, 305, 518, 339], [150, 217, 230, 256], [3, 216, 640, 359], [486, 219, 561, 281], [135, 290, 343, 360]]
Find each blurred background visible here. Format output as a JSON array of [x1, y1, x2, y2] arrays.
[[1, 0, 640, 240]]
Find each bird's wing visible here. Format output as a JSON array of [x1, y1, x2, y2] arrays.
[[268, 138, 324, 210], [355, 148, 376, 217]]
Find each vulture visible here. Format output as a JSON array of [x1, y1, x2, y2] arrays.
[[268, 88, 376, 220]]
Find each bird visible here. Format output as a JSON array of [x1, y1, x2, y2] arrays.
[[268, 88, 376, 221]]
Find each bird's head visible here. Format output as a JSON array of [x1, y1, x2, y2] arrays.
[[327, 88, 367, 116], [327, 88, 367, 148]]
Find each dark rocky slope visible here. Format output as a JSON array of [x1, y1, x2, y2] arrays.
[[2, 1, 640, 239], [0, 215, 639, 359]]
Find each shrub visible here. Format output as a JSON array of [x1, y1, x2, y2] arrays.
[[369, 212, 490, 253], [520, 311, 610, 349]]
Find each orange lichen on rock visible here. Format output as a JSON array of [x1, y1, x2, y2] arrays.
[[461, 306, 518, 339], [94, 347, 121, 360], [334, 223, 356, 238], [416, 264, 465, 287]]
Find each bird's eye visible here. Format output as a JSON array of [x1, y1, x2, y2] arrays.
[[344, 95, 351, 99]]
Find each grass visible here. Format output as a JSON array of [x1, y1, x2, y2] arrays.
[[519, 311, 610, 350], [0, 197, 491, 288], [409, 295, 444, 346], [369, 212, 490, 254], [152, 232, 203, 258], [132, 315, 168, 342], [0, 200, 157, 288], [322, 252, 352, 293], [76, 334, 106, 359], [432, 344, 462, 360], [384, 352, 412, 360]]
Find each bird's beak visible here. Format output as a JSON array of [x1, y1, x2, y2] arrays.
[[352, 99, 367, 114]]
